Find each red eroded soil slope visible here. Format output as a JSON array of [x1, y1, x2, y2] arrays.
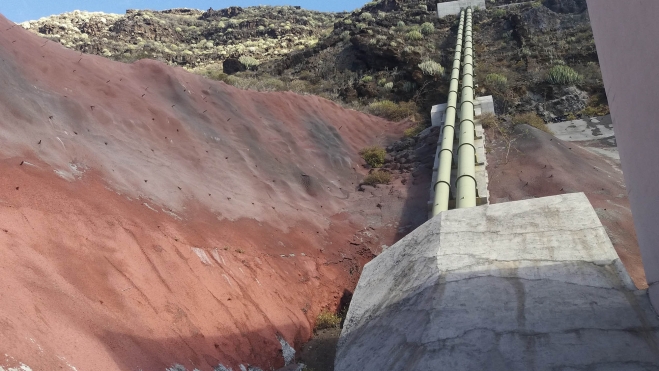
[[0, 15, 419, 371], [486, 125, 646, 289]]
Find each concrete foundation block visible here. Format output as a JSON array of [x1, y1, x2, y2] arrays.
[[475, 95, 495, 116], [437, 0, 486, 18], [336, 193, 659, 371], [431, 103, 447, 127]]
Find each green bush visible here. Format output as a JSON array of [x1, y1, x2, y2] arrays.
[[361, 75, 373, 83], [378, 78, 387, 86], [492, 9, 507, 18], [512, 112, 550, 133], [418, 60, 445, 76], [383, 82, 394, 90], [261, 78, 286, 91], [420, 22, 435, 35], [406, 30, 423, 40], [360, 12, 374, 21], [397, 20, 405, 27], [546, 65, 582, 86], [404, 124, 425, 137], [368, 100, 416, 121], [341, 30, 351, 42], [363, 170, 391, 185], [359, 146, 386, 168], [484, 73, 508, 91], [238, 56, 259, 69]]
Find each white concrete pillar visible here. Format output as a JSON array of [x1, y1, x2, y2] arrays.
[[587, 0, 659, 310]]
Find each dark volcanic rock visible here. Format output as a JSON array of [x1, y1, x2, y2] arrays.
[[223, 58, 246, 74], [543, 0, 588, 14]]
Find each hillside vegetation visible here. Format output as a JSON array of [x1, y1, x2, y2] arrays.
[[22, 0, 606, 125]]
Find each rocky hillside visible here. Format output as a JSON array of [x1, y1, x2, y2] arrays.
[[21, 6, 343, 66], [22, 0, 605, 125]]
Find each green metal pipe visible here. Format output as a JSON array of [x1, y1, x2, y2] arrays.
[[456, 7, 477, 209], [432, 10, 466, 216]]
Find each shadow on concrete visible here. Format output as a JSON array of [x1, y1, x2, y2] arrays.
[[335, 203, 659, 371], [336, 260, 659, 371]]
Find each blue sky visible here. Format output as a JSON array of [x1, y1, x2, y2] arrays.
[[1, 0, 368, 22]]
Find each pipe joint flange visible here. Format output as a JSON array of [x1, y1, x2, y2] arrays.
[[455, 174, 478, 188], [433, 180, 452, 192], [457, 142, 477, 154], [459, 118, 475, 126], [459, 100, 475, 109]]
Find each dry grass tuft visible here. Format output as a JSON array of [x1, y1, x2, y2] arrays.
[[315, 310, 341, 330], [363, 170, 391, 185], [512, 112, 550, 133]]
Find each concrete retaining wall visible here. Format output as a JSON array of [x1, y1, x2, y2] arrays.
[[437, 0, 486, 18], [587, 0, 659, 312], [336, 193, 659, 370]]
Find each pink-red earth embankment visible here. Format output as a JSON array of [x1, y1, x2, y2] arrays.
[[0, 14, 413, 371]]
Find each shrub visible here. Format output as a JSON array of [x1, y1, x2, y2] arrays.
[[359, 146, 386, 168], [512, 112, 550, 133], [341, 30, 351, 42], [492, 9, 507, 18], [363, 170, 391, 185], [361, 75, 373, 83], [384, 82, 394, 90], [484, 73, 508, 91], [418, 60, 445, 76], [397, 21, 405, 27], [315, 310, 341, 330], [261, 78, 286, 91], [287, 79, 309, 93], [420, 22, 435, 35], [479, 112, 497, 129], [404, 124, 425, 137], [546, 65, 582, 86], [360, 13, 373, 21], [406, 30, 423, 40], [368, 100, 416, 121], [239, 56, 259, 69], [378, 78, 387, 86], [419, 4, 428, 11]]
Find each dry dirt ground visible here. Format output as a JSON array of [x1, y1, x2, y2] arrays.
[[0, 14, 431, 371]]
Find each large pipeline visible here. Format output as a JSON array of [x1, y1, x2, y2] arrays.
[[432, 10, 466, 216], [456, 7, 477, 209]]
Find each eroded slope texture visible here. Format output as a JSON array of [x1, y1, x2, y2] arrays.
[[0, 14, 421, 371]]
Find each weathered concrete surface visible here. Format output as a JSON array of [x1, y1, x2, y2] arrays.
[[437, 0, 486, 18], [588, 0, 659, 311], [336, 193, 659, 371], [547, 115, 615, 142]]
